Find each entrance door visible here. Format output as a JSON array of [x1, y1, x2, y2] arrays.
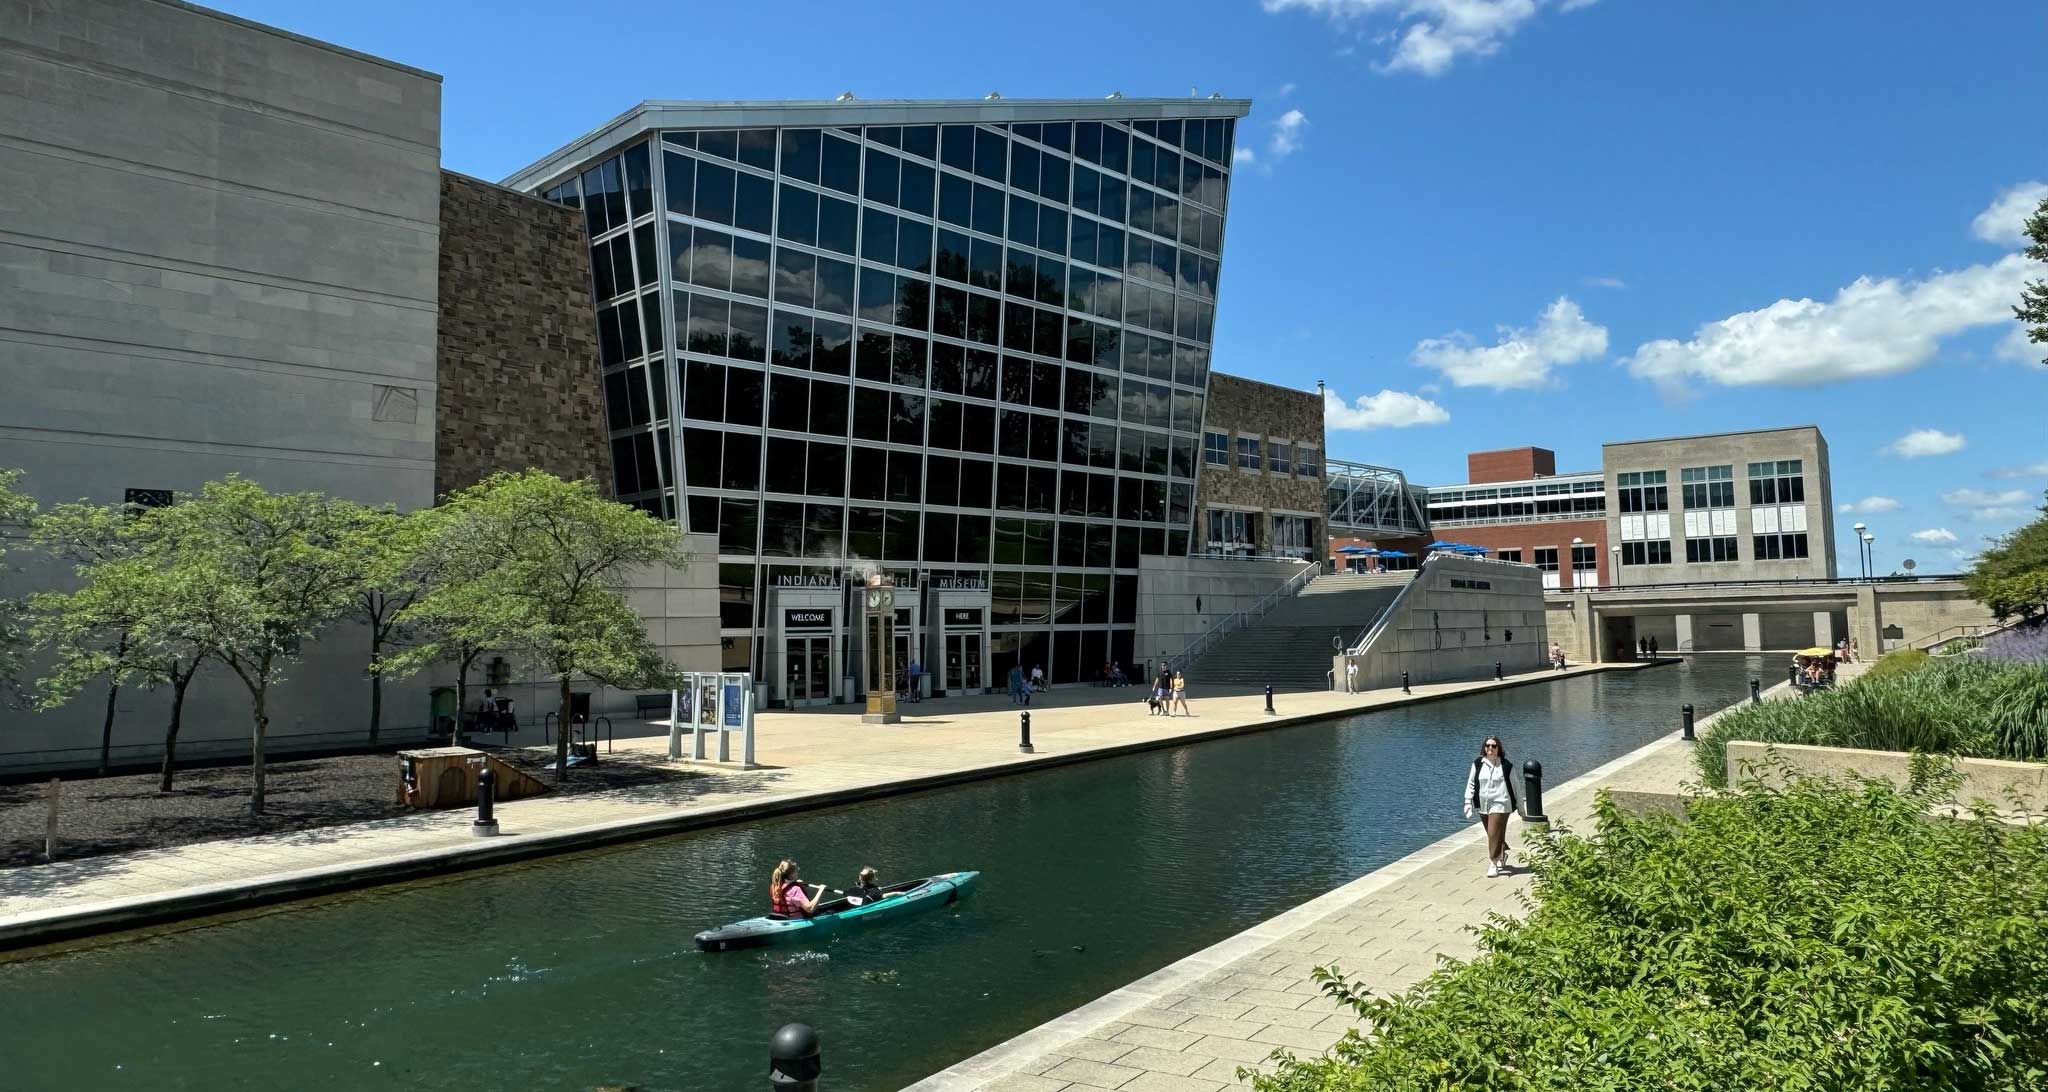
[[785, 637, 832, 703], [894, 633, 913, 691], [946, 634, 983, 691]]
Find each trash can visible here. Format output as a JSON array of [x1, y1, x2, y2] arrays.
[[430, 687, 457, 739]]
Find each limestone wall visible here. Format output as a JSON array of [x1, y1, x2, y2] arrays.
[[1341, 556, 1550, 689], [1727, 740, 2047, 813], [1136, 554, 1309, 664]]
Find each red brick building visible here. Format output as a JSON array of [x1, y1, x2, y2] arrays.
[[1330, 446, 1610, 588]]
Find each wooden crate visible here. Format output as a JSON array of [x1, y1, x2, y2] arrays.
[[397, 747, 548, 809]]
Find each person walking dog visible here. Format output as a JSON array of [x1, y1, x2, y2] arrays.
[[1463, 736, 1520, 878]]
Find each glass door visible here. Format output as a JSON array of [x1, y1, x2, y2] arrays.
[[806, 639, 831, 701], [963, 635, 982, 691], [945, 635, 965, 691], [784, 639, 807, 703]]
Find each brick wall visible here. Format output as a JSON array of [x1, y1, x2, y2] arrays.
[[1467, 447, 1555, 484], [435, 171, 610, 497]]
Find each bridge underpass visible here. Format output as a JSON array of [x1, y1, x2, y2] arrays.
[[1545, 575, 1997, 663]]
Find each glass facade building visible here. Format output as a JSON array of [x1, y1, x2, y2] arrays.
[[506, 98, 1247, 702]]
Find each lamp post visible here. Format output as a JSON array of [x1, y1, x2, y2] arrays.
[[1570, 536, 1584, 589], [1861, 532, 1876, 580], [1609, 544, 1622, 589], [1852, 522, 1868, 579]]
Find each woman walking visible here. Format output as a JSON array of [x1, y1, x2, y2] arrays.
[[1170, 669, 1191, 717], [1462, 736, 1520, 877]]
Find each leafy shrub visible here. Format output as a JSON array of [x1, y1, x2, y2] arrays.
[[1252, 774, 2048, 1092], [1864, 645, 1930, 679], [1696, 657, 2048, 787]]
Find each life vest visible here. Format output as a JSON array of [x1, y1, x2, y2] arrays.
[[772, 881, 803, 916]]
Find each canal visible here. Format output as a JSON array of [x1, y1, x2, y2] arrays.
[[0, 657, 1763, 1091]]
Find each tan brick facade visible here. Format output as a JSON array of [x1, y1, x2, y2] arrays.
[[435, 171, 611, 497], [1192, 372, 1325, 556]]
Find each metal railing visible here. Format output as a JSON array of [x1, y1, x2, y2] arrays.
[[1345, 553, 1443, 659], [1910, 622, 2006, 653], [1164, 562, 1321, 674], [1548, 573, 1967, 595]]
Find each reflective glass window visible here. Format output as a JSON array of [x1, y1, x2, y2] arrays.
[[815, 256, 855, 315], [973, 127, 1006, 182], [899, 161, 935, 218], [902, 125, 938, 161], [731, 236, 771, 299], [663, 152, 694, 218], [695, 161, 736, 225], [938, 172, 971, 228], [941, 125, 975, 173], [735, 172, 773, 235], [729, 302, 768, 362], [864, 147, 900, 206], [781, 128, 821, 182], [971, 182, 1005, 237], [813, 317, 852, 373], [777, 186, 818, 246], [817, 194, 858, 255], [897, 218, 932, 274], [820, 133, 860, 194], [862, 208, 898, 265]]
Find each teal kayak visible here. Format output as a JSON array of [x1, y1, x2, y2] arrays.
[[694, 871, 979, 952]]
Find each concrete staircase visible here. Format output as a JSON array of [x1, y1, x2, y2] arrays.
[[1183, 571, 1413, 691]]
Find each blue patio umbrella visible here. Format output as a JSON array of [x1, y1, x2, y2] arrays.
[[1424, 540, 1461, 550], [1377, 549, 1413, 558], [1338, 545, 1381, 555]]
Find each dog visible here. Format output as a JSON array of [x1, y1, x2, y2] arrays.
[[1146, 690, 1167, 715]]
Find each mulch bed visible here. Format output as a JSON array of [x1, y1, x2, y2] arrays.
[[0, 746, 698, 868]]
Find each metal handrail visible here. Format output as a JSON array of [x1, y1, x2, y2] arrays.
[[1910, 622, 2005, 652], [543, 711, 557, 743], [1345, 554, 1448, 657], [1164, 562, 1319, 673], [594, 715, 614, 754], [1549, 573, 1967, 595]]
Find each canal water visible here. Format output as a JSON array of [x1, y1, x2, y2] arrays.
[[0, 657, 1763, 1091]]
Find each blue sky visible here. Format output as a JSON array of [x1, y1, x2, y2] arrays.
[[219, 0, 2048, 573]]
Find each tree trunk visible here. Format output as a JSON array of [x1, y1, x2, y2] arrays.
[[555, 672, 572, 784], [98, 680, 120, 777], [98, 631, 129, 775], [368, 665, 382, 747], [159, 672, 190, 793], [250, 681, 269, 816], [454, 648, 476, 744]]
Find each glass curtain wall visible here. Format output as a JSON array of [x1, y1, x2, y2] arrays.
[[541, 113, 1235, 685]]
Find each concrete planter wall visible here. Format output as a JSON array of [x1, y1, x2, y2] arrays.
[[1726, 740, 2048, 813]]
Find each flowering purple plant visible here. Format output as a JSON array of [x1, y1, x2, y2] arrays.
[[1982, 621, 2048, 664]]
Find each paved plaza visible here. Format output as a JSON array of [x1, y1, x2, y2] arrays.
[[0, 664, 1638, 948]]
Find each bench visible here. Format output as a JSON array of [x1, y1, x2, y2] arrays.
[[636, 692, 672, 720]]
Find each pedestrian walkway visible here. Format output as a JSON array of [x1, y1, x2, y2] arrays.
[[903, 702, 1722, 1092], [0, 663, 1643, 949]]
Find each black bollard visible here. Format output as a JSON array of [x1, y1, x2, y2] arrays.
[[472, 765, 499, 837], [1681, 703, 1695, 741], [1750, 677, 1761, 704], [1789, 663, 1799, 688], [1019, 710, 1034, 754], [1401, 670, 1411, 694], [1521, 760, 1548, 831], [769, 1022, 821, 1091], [1264, 684, 1274, 715], [1494, 661, 1503, 681]]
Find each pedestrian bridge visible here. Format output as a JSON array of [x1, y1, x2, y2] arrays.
[[1544, 574, 1997, 663], [1325, 458, 1430, 538]]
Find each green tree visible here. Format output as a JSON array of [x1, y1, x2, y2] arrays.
[[335, 503, 430, 746], [31, 501, 150, 775], [136, 477, 358, 813], [393, 472, 686, 781], [0, 468, 35, 708], [2017, 193, 2048, 366], [1965, 489, 2048, 622]]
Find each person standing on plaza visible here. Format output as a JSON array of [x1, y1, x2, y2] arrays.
[[1648, 635, 1659, 659], [1154, 664, 1173, 716], [1550, 641, 1565, 670], [1345, 658, 1358, 693], [1848, 636, 1859, 662], [1637, 636, 1648, 660], [1007, 663, 1025, 705], [1170, 669, 1191, 716], [1462, 736, 1520, 878]]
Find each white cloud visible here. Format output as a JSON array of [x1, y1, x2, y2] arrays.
[[1323, 387, 1452, 430], [1412, 297, 1607, 389], [1941, 487, 2036, 521], [1988, 461, 2048, 480], [1622, 255, 2033, 389], [1908, 528, 1958, 544], [1884, 428, 1966, 458], [1279, 81, 1299, 97], [1838, 496, 1902, 514], [1948, 548, 1981, 568], [1970, 180, 2048, 245], [1233, 109, 1310, 172], [1970, 507, 2026, 522], [1582, 275, 1626, 290], [1940, 488, 2027, 508], [1996, 324, 2041, 364], [1261, 0, 1597, 78]]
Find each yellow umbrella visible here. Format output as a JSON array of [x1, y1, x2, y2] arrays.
[[1797, 647, 1834, 657]]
